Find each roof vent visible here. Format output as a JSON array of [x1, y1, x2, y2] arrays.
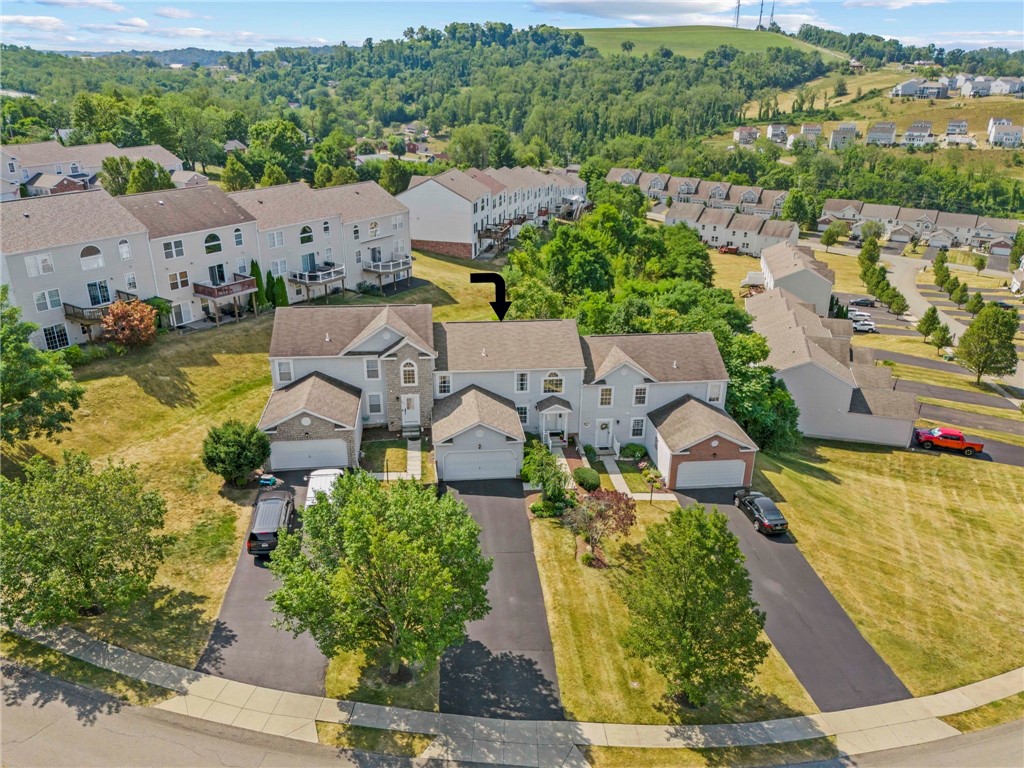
[[481, 348, 486, 357], [325, 332, 331, 342], [158, 200, 164, 205], [673, 360, 678, 369], [22, 212, 29, 218]]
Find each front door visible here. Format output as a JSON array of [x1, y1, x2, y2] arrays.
[[402, 394, 420, 426], [596, 420, 612, 450]]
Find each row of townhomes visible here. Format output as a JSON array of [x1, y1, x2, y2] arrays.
[[890, 75, 1023, 99], [653, 204, 799, 256], [817, 198, 1023, 258], [260, 304, 759, 488], [745, 243, 919, 446], [0, 181, 411, 351], [605, 168, 788, 218], [1, 140, 189, 201], [396, 166, 588, 259]]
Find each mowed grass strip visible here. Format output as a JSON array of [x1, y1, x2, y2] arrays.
[[754, 441, 1024, 695], [917, 396, 1023, 423], [316, 723, 433, 757], [531, 501, 818, 725], [583, 738, 839, 768], [940, 692, 1024, 733], [361, 439, 408, 473], [915, 418, 1024, 449], [325, 648, 439, 712]]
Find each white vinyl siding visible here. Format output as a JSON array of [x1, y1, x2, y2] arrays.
[[368, 393, 382, 414], [267, 230, 284, 248], [599, 387, 613, 407], [276, 360, 293, 383], [33, 288, 61, 312], [630, 418, 645, 439], [24, 253, 54, 277], [163, 240, 184, 259]]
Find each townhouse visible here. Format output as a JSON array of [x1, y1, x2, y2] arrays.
[[662, 204, 798, 255], [962, 77, 994, 97], [260, 305, 758, 488], [946, 119, 969, 135], [767, 124, 788, 143], [902, 121, 935, 146], [230, 181, 412, 300], [747, 289, 918, 447], [914, 81, 948, 99], [759, 242, 834, 316], [866, 122, 898, 146], [1, 140, 183, 202], [988, 119, 1023, 147], [733, 127, 760, 145], [990, 77, 1022, 95], [890, 79, 922, 97], [828, 123, 858, 150], [607, 171, 787, 219]]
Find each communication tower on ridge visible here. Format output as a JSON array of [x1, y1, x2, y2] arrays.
[[734, 0, 741, 28]]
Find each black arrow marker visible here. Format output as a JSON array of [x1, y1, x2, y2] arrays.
[[470, 273, 511, 321]]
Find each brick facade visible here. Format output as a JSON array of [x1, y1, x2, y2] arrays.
[[412, 238, 472, 259], [383, 345, 434, 431], [668, 436, 754, 487]]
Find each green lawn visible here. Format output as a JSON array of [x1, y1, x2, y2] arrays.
[[420, 439, 436, 484], [316, 723, 432, 757], [325, 648, 439, 711], [710, 249, 761, 300], [579, 25, 837, 59], [917, 396, 1023, 424], [584, 738, 839, 768], [755, 441, 1024, 695], [941, 692, 1024, 733], [885, 361, 1000, 396], [531, 500, 818, 725], [615, 459, 652, 493], [361, 439, 408, 473], [814, 250, 869, 294]]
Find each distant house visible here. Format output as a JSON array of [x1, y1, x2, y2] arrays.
[[171, 169, 208, 188], [890, 79, 922, 97], [1011, 269, 1024, 294], [800, 123, 823, 137], [733, 126, 760, 145], [866, 122, 897, 146], [759, 242, 834, 316], [24, 173, 88, 197], [902, 121, 935, 146], [946, 119, 969, 135], [914, 81, 948, 99], [988, 119, 1023, 147], [989, 237, 1014, 258], [991, 77, 1022, 95], [962, 79, 992, 97], [828, 123, 858, 150], [767, 124, 788, 143], [849, 58, 864, 71], [663, 205, 797, 255], [223, 139, 248, 154], [787, 134, 814, 150], [817, 198, 863, 231], [954, 73, 974, 89]]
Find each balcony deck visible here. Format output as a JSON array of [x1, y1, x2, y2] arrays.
[[288, 264, 346, 284], [363, 257, 412, 274], [193, 273, 257, 300], [63, 290, 138, 324]]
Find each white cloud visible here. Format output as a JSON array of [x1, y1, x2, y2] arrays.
[[843, 0, 947, 8], [154, 6, 194, 19], [120, 16, 148, 28], [897, 29, 1024, 49], [36, 0, 125, 12], [226, 30, 328, 46], [1, 14, 69, 32]]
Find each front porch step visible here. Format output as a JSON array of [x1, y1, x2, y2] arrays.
[[401, 427, 421, 440]]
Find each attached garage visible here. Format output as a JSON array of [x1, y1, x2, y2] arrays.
[[433, 385, 525, 482], [674, 459, 747, 489], [442, 449, 518, 481], [258, 372, 362, 473], [270, 439, 349, 471]]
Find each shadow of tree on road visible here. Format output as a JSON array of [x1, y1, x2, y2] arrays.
[[1, 661, 123, 726]]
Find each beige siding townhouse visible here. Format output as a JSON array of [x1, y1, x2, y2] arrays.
[[760, 242, 834, 316]]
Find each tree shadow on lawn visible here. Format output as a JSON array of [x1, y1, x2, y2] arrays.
[[0, 441, 47, 481], [1, 661, 125, 726], [74, 586, 215, 670]]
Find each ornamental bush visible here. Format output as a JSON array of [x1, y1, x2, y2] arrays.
[[619, 443, 647, 460], [573, 466, 601, 491]]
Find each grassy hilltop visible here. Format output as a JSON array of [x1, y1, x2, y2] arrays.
[[578, 25, 840, 58]]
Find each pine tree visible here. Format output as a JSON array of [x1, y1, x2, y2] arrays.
[[250, 259, 266, 306], [274, 275, 290, 306], [265, 270, 277, 307], [222, 155, 255, 191]]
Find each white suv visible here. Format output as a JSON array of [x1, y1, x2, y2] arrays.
[[852, 320, 877, 333]]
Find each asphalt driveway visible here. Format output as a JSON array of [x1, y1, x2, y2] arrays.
[[439, 480, 562, 720], [676, 489, 911, 713], [196, 471, 328, 696]]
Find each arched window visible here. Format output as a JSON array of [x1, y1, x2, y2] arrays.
[[204, 233, 222, 254], [299, 225, 313, 244], [80, 244, 103, 271], [401, 360, 417, 386], [118, 239, 131, 260], [543, 371, 563, 394], [233, 228, 243, 246], [323, 220, 330, 235], [70, 163, 80, 175], [353, 225, 360, 241]]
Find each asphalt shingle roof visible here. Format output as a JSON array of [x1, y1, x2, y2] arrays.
[[0, 189, 147, 253], [432, 385, 525, 443], [647, 395, 756, 452], [115, 185, 255, 239], [258, 372, 362, 430], [435, 320, 585, 372], [269, 305, 434, 358], [581, 333, 727, 384]]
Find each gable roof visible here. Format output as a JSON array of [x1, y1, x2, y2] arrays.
[[605, 167, 641, 183], [935, 211, 978, 229], [406, 169, 489, 202], [435, 319, 585, 372], [0, 140, 181, 169], [432, 385, 525, 443], [822, 198, 863, 215], [759, 219, 798, 239], [897, 207, 938, 223], [230, 181, 405, 229], [465, 167, 507, 194], [664, 202, 705, 224], [115, 185, 255, 239], [581, 333, 727, 384], [860, 202, 901, 220], [761, 242, 834, 284], [0, 189, 148, 253], [269, 305, 434, 358], [648, 395, 756, 453], [257, 372, 362, 430]]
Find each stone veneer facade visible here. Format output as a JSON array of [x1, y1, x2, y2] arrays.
[[270, 413, 358, 464], [411, 239, 472, 259], [383, 345, 435, 431]]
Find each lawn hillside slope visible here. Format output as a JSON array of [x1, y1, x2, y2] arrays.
[[579, 25, 839, 59], [756, 441, 1024, 695]]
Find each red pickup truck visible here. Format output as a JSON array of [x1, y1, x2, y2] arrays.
[[718, 245, 740, 254], [914, 427, 983, 457]]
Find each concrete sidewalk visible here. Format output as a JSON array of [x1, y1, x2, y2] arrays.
[[599, 456, 677, 502], [11, 624, 1024, 767], [372, 438, 422, 482]]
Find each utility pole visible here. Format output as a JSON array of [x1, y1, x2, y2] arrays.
[[734, 0, 741, 28], [769, 0, 776, 27], [758, 0, 764, 30]]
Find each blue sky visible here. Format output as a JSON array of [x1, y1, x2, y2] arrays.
[[1, 0, 1020, 52]]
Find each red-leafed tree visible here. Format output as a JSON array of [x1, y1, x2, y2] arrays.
[[101, 300, 158, 348], [565, 488, 637, 564]]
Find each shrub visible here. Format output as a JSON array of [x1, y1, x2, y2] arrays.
[[880, 359, 896, 368], [573, 467, 600, 491], [201, 420, 271, 486], [531, 501, 562, 518], [581, 552, 595, 567], [61, 344, 84, 367], [100, 300, 158, 348], [583, 444, 597, 464], [357, 280, 383, 296], [620, 443, 647, 460]]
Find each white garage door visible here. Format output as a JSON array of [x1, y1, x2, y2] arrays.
[[442, 450, 517, 481], [270, 440, 348, 471], [674, 459, 746, 489]]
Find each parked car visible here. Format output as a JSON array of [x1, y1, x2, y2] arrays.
[[733, 489, 790, 536], [848, 310, 872, 320], [852, 320, 878, 333], [992, 301, 1016, 310], [246, 490, 295, 558], [305, 468, 344, 509], [913, 427, 983, 457], [849, 297, 876, 307], [718, 245, 740, 254]]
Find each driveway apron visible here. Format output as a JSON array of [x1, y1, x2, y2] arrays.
[[439, 480, 563, 720], [196, 471, 328, 696], [676, 489, 911, 712]]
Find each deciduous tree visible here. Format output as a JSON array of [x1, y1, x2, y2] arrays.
[[261, 162, 288, 187], [269, 473, 492, 677], [0, 451, 167, 625], [973, 254, 987, 274], [859, 220, 884, 242], [956, 305, 1019, 383], [820, 221, 847, 252], [965, 291, 984, 317], [0, 285, 85, 446], [950, 282, 969, 308], [100, 299, 158, 348], [222, 154, 255, 191], [200, 420, 271, 486], [622, 504, 769, 707], [916, 305, 940, 340], [126, 158, 174, 194], [888, 291, 909, 317], [98, 155, 134, 196], [379, 157, 412, 195], [930, 322, 953, 354], [564, 489, 636, 563]]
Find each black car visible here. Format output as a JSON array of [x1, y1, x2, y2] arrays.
[[733, 489, 789, 536], [246, 490, 295, 558], [849, 297, 876, 307], [992, 301, 1016, 310]]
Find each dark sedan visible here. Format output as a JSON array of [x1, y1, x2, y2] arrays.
[[733, 489, 790, 536], [849, 297, 876, 307]]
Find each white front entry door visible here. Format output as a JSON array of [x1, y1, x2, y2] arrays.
[[596, 420, 612, 449], [402, 394, 420, 426]]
